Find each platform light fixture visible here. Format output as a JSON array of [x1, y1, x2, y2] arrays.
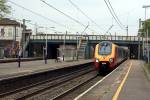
[[45, 26, 55, 64], [38, 26, 55, 64]]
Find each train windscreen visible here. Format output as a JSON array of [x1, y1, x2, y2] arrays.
[[99, 42, 112, 55]]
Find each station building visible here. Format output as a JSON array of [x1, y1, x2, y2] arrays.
[[0, 18, 32, 58]]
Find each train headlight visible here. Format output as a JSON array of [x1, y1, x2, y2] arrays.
[[109, 58, 113, 63], [95, 58, 99, 62]]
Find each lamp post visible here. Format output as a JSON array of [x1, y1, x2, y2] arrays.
[[76, 32, 79, 60], [126, 25, 128, 37], [142, 5, 150, 63], [38, 26, 55, 64], [44, 27, 48, 64], [35, 26, 45, 60], [45, 27, 55, 64], [62, 31, 68, 61]]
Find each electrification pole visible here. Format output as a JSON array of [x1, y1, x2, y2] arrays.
[[126, 26, 128, 37], [45, 27, 48, 64], [63, 31, 67, 61], [138, 19, 142, 59], [22, 19, 26, 58], [147, 29, 149, 63], [143, 5, 150, 62]]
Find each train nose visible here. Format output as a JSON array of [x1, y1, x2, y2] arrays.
[[100, 61, 109, 72]]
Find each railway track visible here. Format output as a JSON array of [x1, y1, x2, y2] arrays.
[[30, 70, 97, 100], [0, 64, 96, 100]]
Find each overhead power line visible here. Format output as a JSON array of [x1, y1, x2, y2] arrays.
[[107, 0, 125, 28], [103, 0, 125, 30], [81, 22, 89, 35], [8, 16, 59, 33], [40, 0, 98, 33], [40, 0, 86, 27], [8, 0, 74, 31], [68, 0, 105, 32]]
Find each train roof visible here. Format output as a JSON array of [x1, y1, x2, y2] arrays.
[[98, 41, 117, 46], [99, 41, 127, 48], [119, 46, 129, 50], [99, 41, 112, 43]]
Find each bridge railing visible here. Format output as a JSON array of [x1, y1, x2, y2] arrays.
[[30, 34, 145, 41]]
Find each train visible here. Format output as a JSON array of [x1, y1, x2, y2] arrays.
[[94, 41, 128, 74]]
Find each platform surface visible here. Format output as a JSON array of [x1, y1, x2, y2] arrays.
[[0, 59, 92, 80], [75, 60, 150, 100], [116, 60, 150, 100]]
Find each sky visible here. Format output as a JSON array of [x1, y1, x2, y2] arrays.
[[6, 0, 150, 36]]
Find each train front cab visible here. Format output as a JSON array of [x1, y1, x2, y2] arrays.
[[94, 42, 116, 73]]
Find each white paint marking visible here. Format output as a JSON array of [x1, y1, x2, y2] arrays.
[[74, 63, 123, 100]]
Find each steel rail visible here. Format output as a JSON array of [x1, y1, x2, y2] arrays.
[[0, 65, 94, 99]]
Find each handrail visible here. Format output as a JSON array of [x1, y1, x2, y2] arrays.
[[30, 34, 145, 41]]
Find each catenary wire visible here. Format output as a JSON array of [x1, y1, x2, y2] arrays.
[[107, 0, 125, 29], [104, 0, 125, 30], [68, 0, 105, 32], [40, 0, 99, 34], [8, 0, 76, 31]]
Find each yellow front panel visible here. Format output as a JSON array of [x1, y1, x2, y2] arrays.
[[95, 43, 116, 62]]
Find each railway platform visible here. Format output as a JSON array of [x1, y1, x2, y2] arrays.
[[0, 59, 92, 80], [75, 60, 150, 100], [0, 57, 43, 63]]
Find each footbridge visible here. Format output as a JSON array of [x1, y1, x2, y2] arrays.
[[26, 34, 146, 59]]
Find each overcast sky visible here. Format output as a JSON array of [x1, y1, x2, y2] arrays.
[[7, 0, 150, 36]]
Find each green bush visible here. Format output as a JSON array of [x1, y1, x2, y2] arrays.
[[145, 64, 150, 73]]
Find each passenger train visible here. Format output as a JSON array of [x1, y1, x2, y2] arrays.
[[94, 41, 128, 74]]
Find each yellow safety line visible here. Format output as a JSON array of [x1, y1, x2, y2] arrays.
[[112, 61, 132, 100]]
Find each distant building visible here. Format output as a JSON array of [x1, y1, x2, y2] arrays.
[[0, 18, 24, 37], [0, 18, 32, 58]]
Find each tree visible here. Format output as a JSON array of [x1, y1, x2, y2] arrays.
[[138, 19, 150, 37], [0, 0, 11, 18]]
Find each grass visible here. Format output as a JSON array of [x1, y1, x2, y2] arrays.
[[145, 63, 150, 74]]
